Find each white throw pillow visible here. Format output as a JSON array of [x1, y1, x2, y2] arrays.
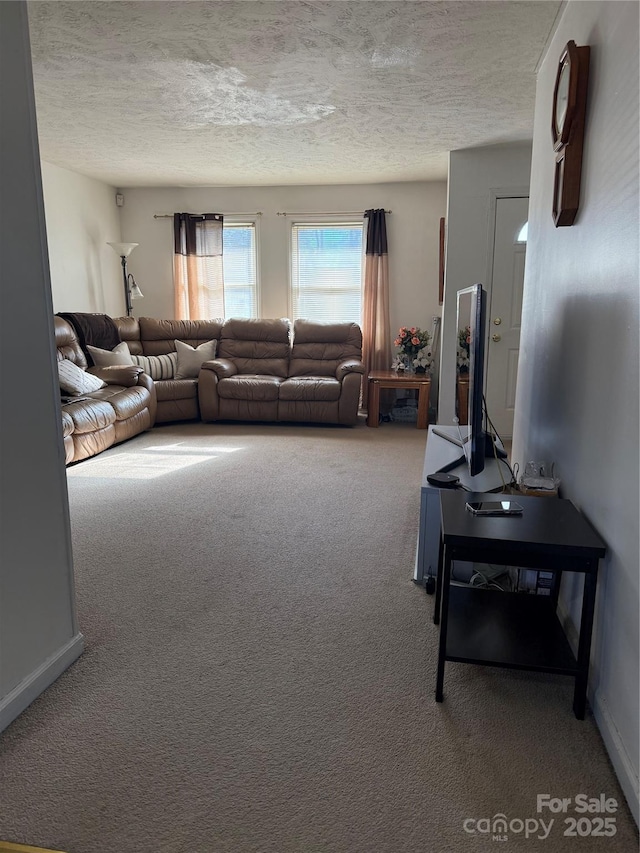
[[87, 341, 133, 367], [58, 359, 106, 395], [130, 352, 178, 381], [174, 339, 217, 379]]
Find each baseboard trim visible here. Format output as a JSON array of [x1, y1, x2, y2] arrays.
[[592, 689, 640, 827], [556, 599, 639, 826], [0, 633, 84, 732]]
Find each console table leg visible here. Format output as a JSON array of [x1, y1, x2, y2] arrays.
[[433, 532, 444, 625], [573, 563, 598, 720], [435, 548, 452, 702]]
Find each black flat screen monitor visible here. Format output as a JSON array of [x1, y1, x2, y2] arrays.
[[459, 284, 486, 475], [458, 283, 508, 475], [438, 283, 507, 477]]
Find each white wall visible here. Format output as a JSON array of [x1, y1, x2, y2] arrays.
[[0, 1, 82, 730], [513, 0, 639, 822], [118, 182, 447, 338], [439, 143, 532, 423], [41, 161, 123, 315]]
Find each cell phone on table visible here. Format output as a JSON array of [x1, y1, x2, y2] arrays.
[[465, 500, 524, 516]]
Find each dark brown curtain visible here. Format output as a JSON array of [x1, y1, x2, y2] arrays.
[[173, 213, 224, 320], [362, 208, 391, 408]]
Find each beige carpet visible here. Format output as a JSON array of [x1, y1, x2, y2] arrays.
[[0, 420, 636, 852]]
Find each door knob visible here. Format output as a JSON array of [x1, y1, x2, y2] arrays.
[[494, 317, 502, 325], [492, 334, 501, 342]]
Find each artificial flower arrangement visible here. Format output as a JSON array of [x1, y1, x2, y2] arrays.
[[457, 325, 471, 373], [391, 326, 433, 373]]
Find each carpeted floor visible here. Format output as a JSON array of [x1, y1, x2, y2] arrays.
[[0, 420, 637, 852]]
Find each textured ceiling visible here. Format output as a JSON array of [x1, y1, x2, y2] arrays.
[[27, 0, 562, 187]]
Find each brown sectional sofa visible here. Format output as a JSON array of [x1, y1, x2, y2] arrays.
[[56, 314, 364, 464], [115, 316, 364, 427], [55, 316, 155, 464]]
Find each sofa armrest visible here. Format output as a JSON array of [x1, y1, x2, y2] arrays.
[[336, 359, 365, 380], [200, 358, 238, 379], [88, 365, 145, 387], [136, 372, 157, 426]]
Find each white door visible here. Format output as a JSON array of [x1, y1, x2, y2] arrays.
[[484, 196, 529, 438]]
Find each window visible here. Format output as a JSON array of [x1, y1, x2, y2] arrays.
[[223, 222, 258, 318], [290, 221, 364, 324], [516, 221, 528, 243]]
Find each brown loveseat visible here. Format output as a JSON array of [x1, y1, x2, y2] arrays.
[[199, 318, 364, 425], [55, 316, 155, 464]]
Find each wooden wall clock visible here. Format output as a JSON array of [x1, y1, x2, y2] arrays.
[[551, 40, 590, 226]]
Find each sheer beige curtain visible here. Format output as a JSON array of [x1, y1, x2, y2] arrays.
[[361, 209, 390, 408], [174, 213, 224, 320]]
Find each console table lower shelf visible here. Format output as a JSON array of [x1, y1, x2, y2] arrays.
[[442, 585, 577, 673]]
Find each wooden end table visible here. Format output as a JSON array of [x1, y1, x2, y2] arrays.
[[366, 370, 431, 429]]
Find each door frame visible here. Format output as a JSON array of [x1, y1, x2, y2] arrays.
[[483, 186, 529, 396]]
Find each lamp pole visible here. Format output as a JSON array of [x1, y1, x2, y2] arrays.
[[107, 242, 139, 317], [120, 255, 132, 316]]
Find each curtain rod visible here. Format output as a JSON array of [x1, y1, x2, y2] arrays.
[[276, 210, 391, 217], [154, 212, 262, 219]]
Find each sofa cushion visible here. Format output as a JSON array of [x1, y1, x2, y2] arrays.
[[155, 379, 198, 402], [174, 339, 217, 379], [61, 409, 75, 439], [218, 318, 291, 377], [88, 385, 151, 421], [130, 351, 178, 380], [113, 317, 143, 355], [279, 377, 341, 402], [89, 365, 145, 387], [289, 320, 363, 377], [72, 426, 116, 462], [86, 341, 134, 367], [58, 359, 106, 395], [138, 317, 223, 356], [218, 375, 282, 402], [62, 398, 116, 434], [54, 316, 88, 368]]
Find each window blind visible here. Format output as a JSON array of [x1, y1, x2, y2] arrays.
[[290, 222, 364, 324], [223, 223, 258, 319]]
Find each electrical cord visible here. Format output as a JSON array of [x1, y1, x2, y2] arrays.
[[482, 395, 517, 489], [470, 569, 510, 591]]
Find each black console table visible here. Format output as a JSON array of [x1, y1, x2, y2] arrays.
[[434, 491, 606, 719]]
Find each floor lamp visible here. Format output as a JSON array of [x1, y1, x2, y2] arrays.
[[107, 242, 144, 317]]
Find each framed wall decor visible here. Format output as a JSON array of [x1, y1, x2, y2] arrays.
[[551, 40, 590, 226]]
